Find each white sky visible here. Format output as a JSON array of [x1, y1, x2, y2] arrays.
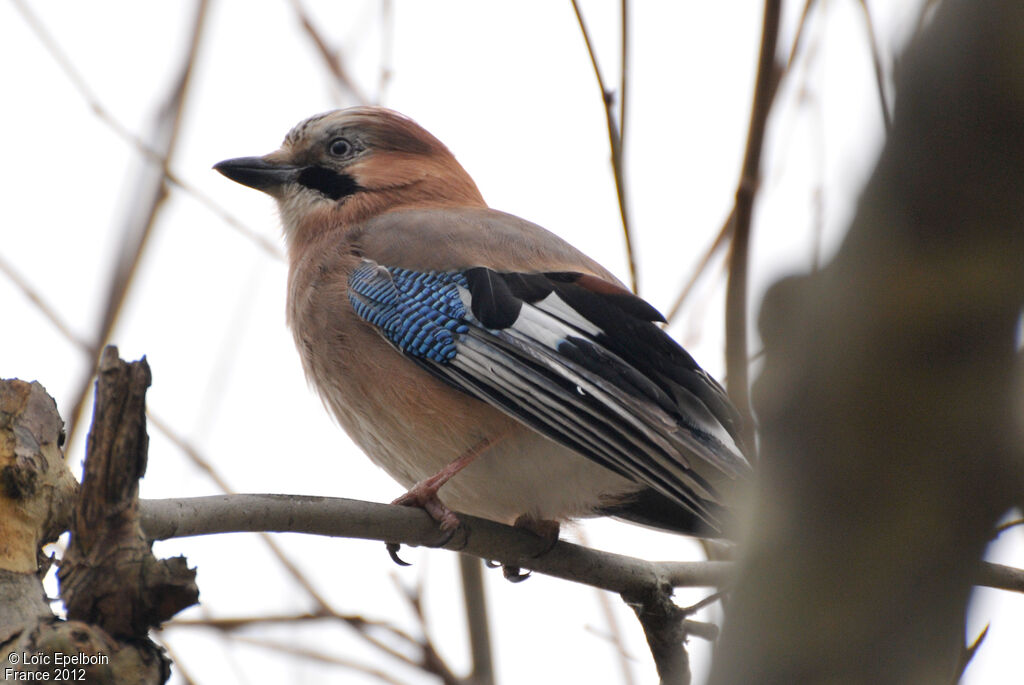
[[2, 1, 1021, 683]]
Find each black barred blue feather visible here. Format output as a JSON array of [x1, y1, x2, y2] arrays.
[[349, 263, 470, 362], [348, 259, 750, 534]]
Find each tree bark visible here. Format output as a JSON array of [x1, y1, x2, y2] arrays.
[[709, 0, 1024, 682]]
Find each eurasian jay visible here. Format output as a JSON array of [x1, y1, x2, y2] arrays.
[[215, 107, 749, 544]]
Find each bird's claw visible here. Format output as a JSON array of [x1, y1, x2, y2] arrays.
[[387, 542, 412, 566], [502, 565, 532, 582]]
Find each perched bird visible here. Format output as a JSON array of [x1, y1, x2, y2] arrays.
[[215, 107, 749, 545]]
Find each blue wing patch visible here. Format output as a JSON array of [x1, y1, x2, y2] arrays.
[[348, 261, 470, 363], [347, 258, 750, 536]]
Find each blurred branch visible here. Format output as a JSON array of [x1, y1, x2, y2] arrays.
[[577, 528, 637, 685], [289, 0, 371, 105], [856, 0, 893, 133], [165, 608, 439, 682], [147, 411, 467, 680], [619, 0, 630, 149], [570, 0, 638, 294], [10, 0, 281, 260], [392, 575, 464, 685], [0, 253, 91, 353], [664, 208, 734, 324], [62, 0, 211, 444], [785, 0, 819, 71], [994, 518, 1024, 536], [954, 625, 989, 684], [458, 555, 495, 685], [223, 636, 411, 685], [724, 0, 782, 453], [379, 0, 395, 102]]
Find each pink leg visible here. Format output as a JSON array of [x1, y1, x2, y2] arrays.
[[391, 433, 505, 530]]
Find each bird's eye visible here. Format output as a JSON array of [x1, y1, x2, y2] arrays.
[[328, 137, 354, 157]]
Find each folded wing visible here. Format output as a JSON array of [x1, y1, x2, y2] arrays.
[[348, 259, 750, 533]]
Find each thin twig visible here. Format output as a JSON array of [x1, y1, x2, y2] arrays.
[[379, 0, 394, 103], [953, 625, 989, 684], [167, 608, 434, 671], [222, 636, 412, 685], [392, 576, 464, 685], [146, 412, 445, 673], [664, 208, 734, 324], [619, 0, 630, 150], [577, 528, 636, 685], [856, 0, 893, 133], [786, 0, 819, 72], [154, 637, 200, 685], [570, 0, 638, 294], [994, 518, 1024, 536], [0, 253, 91, 353], [682, 619, 720, 642], [10, 0, 282, 260], [62, 0, 211, 444], [725, 0, 782, 454], [169, 611, 333, 631], [288, 0, 371, 105]]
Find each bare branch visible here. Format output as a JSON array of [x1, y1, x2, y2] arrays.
[[10, 0, 281, 260], [785, 0, 819, 72], [664, 208, 734, 324], [288, 0, 371, 105], [62, 0, 211, 444], [139, 494, 731, 596], [379, 0, 395, 102], [140, 493, 1024, 597], [578, 527, 637, 685], [0, 253, 91, 353], [953, 625, 989, 684], [725, 0, 782, 453], [147, 411, 462, 675], [856, 0, 893, 133], [225, 636, 412, 685], [570, 0, 638, 293]]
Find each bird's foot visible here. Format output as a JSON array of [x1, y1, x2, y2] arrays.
[[513, 515, 561, 553], [499, 516, 561, 582], [392, 482, 461, 531], [386, 487, 463, 567]]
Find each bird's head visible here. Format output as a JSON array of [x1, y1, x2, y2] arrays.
[[215, 107, 485, 248]]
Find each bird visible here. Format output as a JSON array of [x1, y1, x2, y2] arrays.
[[214, 107, 750, 551]]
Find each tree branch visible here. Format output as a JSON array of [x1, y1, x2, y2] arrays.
[[570, 0, 638, 293], [139, 493, 729, 595], [62, 0, 212, 445], [725, 0, 782, 453], [137, 492, 1024, 597]]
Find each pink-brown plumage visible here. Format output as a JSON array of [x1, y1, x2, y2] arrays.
[[215, 107, 747, 535]]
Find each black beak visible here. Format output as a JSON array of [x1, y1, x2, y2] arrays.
[[214, 156, 300, 192]]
